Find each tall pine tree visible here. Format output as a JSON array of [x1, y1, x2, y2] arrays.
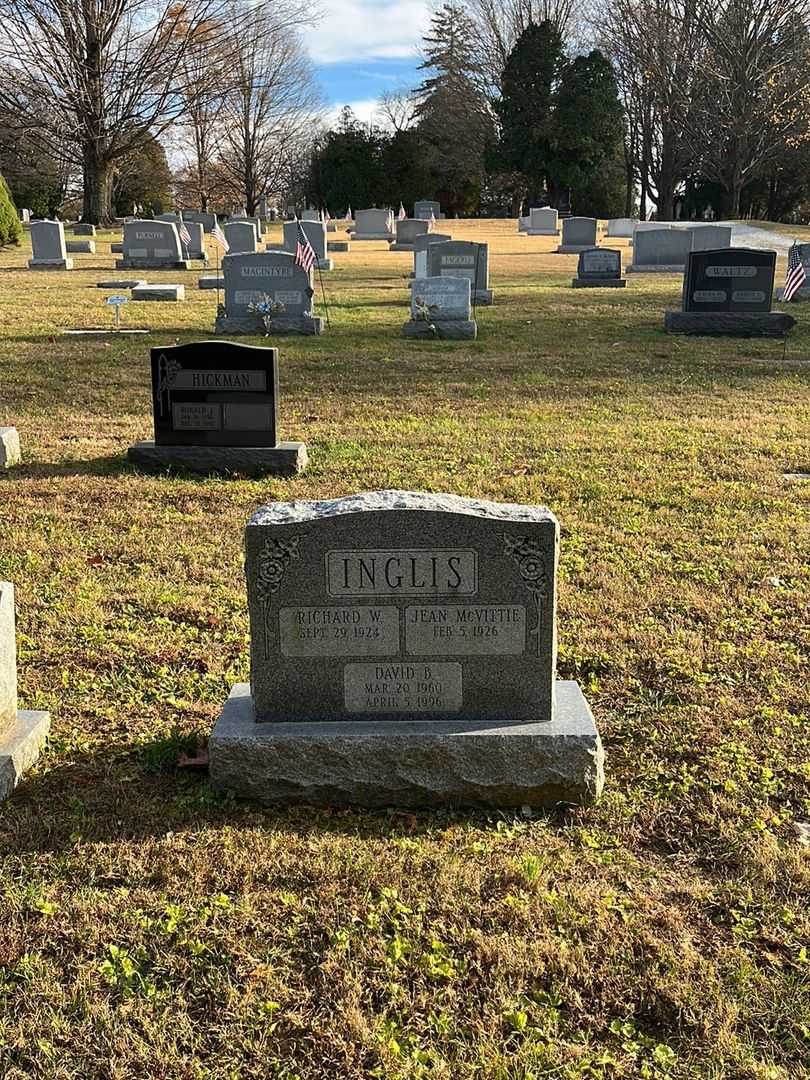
[[412, 3, 493, 213], [493, 21, 565, 207]]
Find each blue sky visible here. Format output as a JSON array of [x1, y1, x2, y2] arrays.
[[310, 0, 431, 125]]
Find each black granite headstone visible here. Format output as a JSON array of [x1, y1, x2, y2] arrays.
[[150, 341, 278, 447], [683, 248, 774, 313]]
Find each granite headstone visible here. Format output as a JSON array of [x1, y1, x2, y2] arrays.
[[572, 247, 625, 288], [404, 276, 476, 339], [426, 240, 492, 304], [116, 220, 189, 270], [215, 250, 323, 336], [556, 217, 598, 253], [28, 220, 72, 270], [127, 340, 306, 473], [208, 491, 604, 808]]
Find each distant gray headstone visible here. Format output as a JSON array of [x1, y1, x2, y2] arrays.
[[414, 200, 443, 220], [354, 209, 394, 240], [73, 223, 96, 236], [412, 233, 451, 278], [572, 247, 626, 289], [629, 227, 691, 271], [686, 225, 733, 252], [301, 208, 321, 222], [390, 218, 429, 251], [215, 250, 323, 336], [557, 217, 598, 253], [427, 240, 491, 304], [405, 276, 476, 339], [28, 220, 72, 270], [283, 220, 331, 269], [528, 208, 558, 235], [207, 490, 604, 809], [182, 221, 206, 260], [607, 218, 637, 238], [180, 211, 217, 233], [116, 220, 188, 270], [224, 220, 258, 255]]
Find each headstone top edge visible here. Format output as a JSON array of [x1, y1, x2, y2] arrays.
[[248, 490, 557, 527]]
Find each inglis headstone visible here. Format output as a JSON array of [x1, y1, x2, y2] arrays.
[[28, 220, 73, 270], [208, 491, 604, 808], [127, 340, 307, 474], [0, 582, 50, 803]]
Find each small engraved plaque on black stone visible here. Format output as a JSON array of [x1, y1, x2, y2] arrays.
[[683, 248, 775, 313], [577, 247, 621, 279], [151, 341, 279, 447]]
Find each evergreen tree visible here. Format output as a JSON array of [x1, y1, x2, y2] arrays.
[[0, 174, 21, 245], [306, 109, 386, 213], [549, 50, 625, 211], [493, 20, 565, 206], [412, 3, 493, 213]]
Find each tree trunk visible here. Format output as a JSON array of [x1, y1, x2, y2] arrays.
[[82, 148, 113, 225]]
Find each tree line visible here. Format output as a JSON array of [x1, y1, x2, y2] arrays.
[[1, 0, 810, 223]]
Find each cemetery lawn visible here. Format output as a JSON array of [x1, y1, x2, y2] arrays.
[[1, 220, 809, 1080]]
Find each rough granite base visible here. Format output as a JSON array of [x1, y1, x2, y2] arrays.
[[627, 264, 685, 273], [127, 441, 308, 476], [0, 426, 21, 468], [115, 258, 190, 271], [556, 245, 596, 254], [352, 233, 395, 241], [209, 681, 603, 808], [328, 241, 350, 252], [0, 710, 50, 803], [28, 258, 73, 270], [403, 319, 477, 340], [214, 313, 325, 336], [527, 229, 559, 236], [664, 311, 796, 337], [389, 243, 420, 252], [198, 276, 225, 289], [66, 240, 95, 254], [572, 278, 627, 288]]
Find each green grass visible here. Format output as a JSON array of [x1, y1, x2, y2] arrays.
[[0, 220, 808, 1079]]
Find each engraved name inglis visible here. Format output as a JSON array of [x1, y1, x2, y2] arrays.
[[326, 549, 477, 596]]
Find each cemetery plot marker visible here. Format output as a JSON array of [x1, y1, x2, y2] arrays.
[[572, 248, 626, 289], [127, 340, 307, 475], [209, 491, 603, 808], [0, 582, 50, 803]]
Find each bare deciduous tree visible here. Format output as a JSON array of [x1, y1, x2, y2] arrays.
[[0, 0, 227, 223], [687, 0, 810, 215]]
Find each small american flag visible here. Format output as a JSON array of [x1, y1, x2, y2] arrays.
[[295, 233, 316, 273], [783, 243, 806, 302], [345, 205, 353, 221], [398, 203, 406, 220], [178, 221, 191, 248], [211, 222, 229, 253]]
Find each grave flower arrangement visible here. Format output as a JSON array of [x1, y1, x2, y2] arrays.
[[248, 294, 286, 335], [413, 296, 439, 338]]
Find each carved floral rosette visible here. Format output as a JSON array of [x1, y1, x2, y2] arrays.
[[256, 536, 300, 657], [503, 533, 550, 658]]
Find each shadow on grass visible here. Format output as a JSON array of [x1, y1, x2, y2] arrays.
[[1, 734, 582, 855], [5, 453, 132, 479]]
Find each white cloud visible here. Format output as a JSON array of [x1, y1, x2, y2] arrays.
[[310, 0, 428, 64], [324, 98, 385, 126]]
